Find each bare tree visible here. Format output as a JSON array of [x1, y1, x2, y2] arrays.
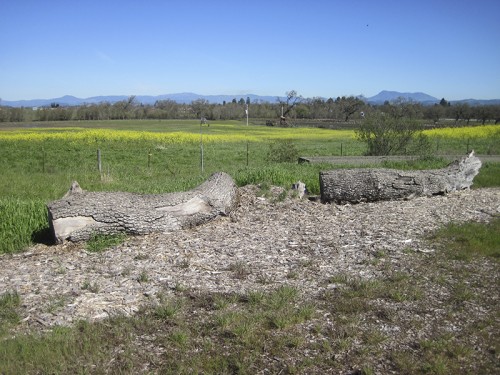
[[277, 90, 302, 126]]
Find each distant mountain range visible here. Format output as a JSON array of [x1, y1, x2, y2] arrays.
[[0, 93, 279, 108], [2, 91, 499, 107]]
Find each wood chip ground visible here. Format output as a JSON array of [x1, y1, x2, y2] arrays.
[[1, 186, 499, 330]]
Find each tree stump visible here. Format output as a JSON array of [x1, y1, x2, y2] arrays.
[[47, 172, 238, 243], [320, 151, 482, 204]]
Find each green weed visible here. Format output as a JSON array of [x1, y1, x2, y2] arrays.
[[0, 291, 21, 335], [86, 232, 127, 253]]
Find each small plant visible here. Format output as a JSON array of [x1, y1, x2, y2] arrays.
[[275, 189, 288, 202], [168, 329, 190, 348], [86, 232, 127, 253], [121, 266, 132, 277], [266, 139, 299, 163], [55, 261, 66, 275], [256, 182, 271, 198], [178, 259, 190, 269], [154, 299, 183, 320], [228, 261, 251, 279], [173, 282, 187, 292], [81, 280, 100, 293], [286, 270, 299, 279], [46, 296, 67, 314], [246, 290, 265, 305], [213, 293, 239, 310], [267, 285, 299, 309], [137, 270, 149, 283], [0, 291, 21, 332], [256, 272, 274, 285]]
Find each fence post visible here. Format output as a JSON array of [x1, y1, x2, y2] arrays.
[[97, 149, 102, 173], [42, 147, 46, 173], [148, 149, 152, 168]]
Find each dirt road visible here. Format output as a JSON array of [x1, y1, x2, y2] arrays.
[[299, 154, 500, 165]]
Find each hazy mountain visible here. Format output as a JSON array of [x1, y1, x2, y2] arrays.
[[449, 98, 500, 105], [1, 93, 281, 107], [366, 90, 439, 104], [2, 91, 499, 107]]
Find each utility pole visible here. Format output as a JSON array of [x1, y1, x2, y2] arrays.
[[200, 118, 204, 173]]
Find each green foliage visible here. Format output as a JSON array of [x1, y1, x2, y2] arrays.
[[0, 291, 21, 335], [474, 162, 500, 188], [0, 198, 49, 254], [356, 113, 430, 155], [266, 139, 299, 162]]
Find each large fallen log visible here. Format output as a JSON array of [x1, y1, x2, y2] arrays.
[[320, 151, 482, 204], [47, 172, 238, 243]]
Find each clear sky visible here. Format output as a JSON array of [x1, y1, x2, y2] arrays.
[[1, 0, 499, 101]]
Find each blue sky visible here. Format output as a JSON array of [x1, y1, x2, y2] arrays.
[[1, 0, 499, 101]]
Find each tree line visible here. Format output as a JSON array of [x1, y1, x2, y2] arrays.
[[1, 93, 499, 126]]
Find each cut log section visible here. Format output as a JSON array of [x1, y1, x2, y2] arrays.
[[320, 151, 482, 204], [47, 172, 238, 243]]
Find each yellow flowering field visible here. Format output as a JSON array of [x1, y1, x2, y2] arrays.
[[0, 125, 356, 144], [424, 124, 499, 139], [1, 123, 496, 144]]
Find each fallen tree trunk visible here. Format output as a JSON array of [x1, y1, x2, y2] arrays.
[[47, 172, 238, 243], [320, 151, 482, 204]]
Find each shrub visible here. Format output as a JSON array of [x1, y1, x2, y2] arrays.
[[356, 113, 430, 156], [266, 139, 299, 162]]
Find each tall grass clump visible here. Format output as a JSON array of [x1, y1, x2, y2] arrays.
[[0, 198, 48, 254]]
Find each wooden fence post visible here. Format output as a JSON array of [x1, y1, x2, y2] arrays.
[[97, 149, 102, 173]]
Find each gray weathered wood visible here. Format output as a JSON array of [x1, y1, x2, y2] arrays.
[[320, 151, 482, 204], [47, 172, 238, 243]]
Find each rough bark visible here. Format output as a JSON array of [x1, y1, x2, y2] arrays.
[[47, 172, 238, 243], [320, 151, 482, 204]]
